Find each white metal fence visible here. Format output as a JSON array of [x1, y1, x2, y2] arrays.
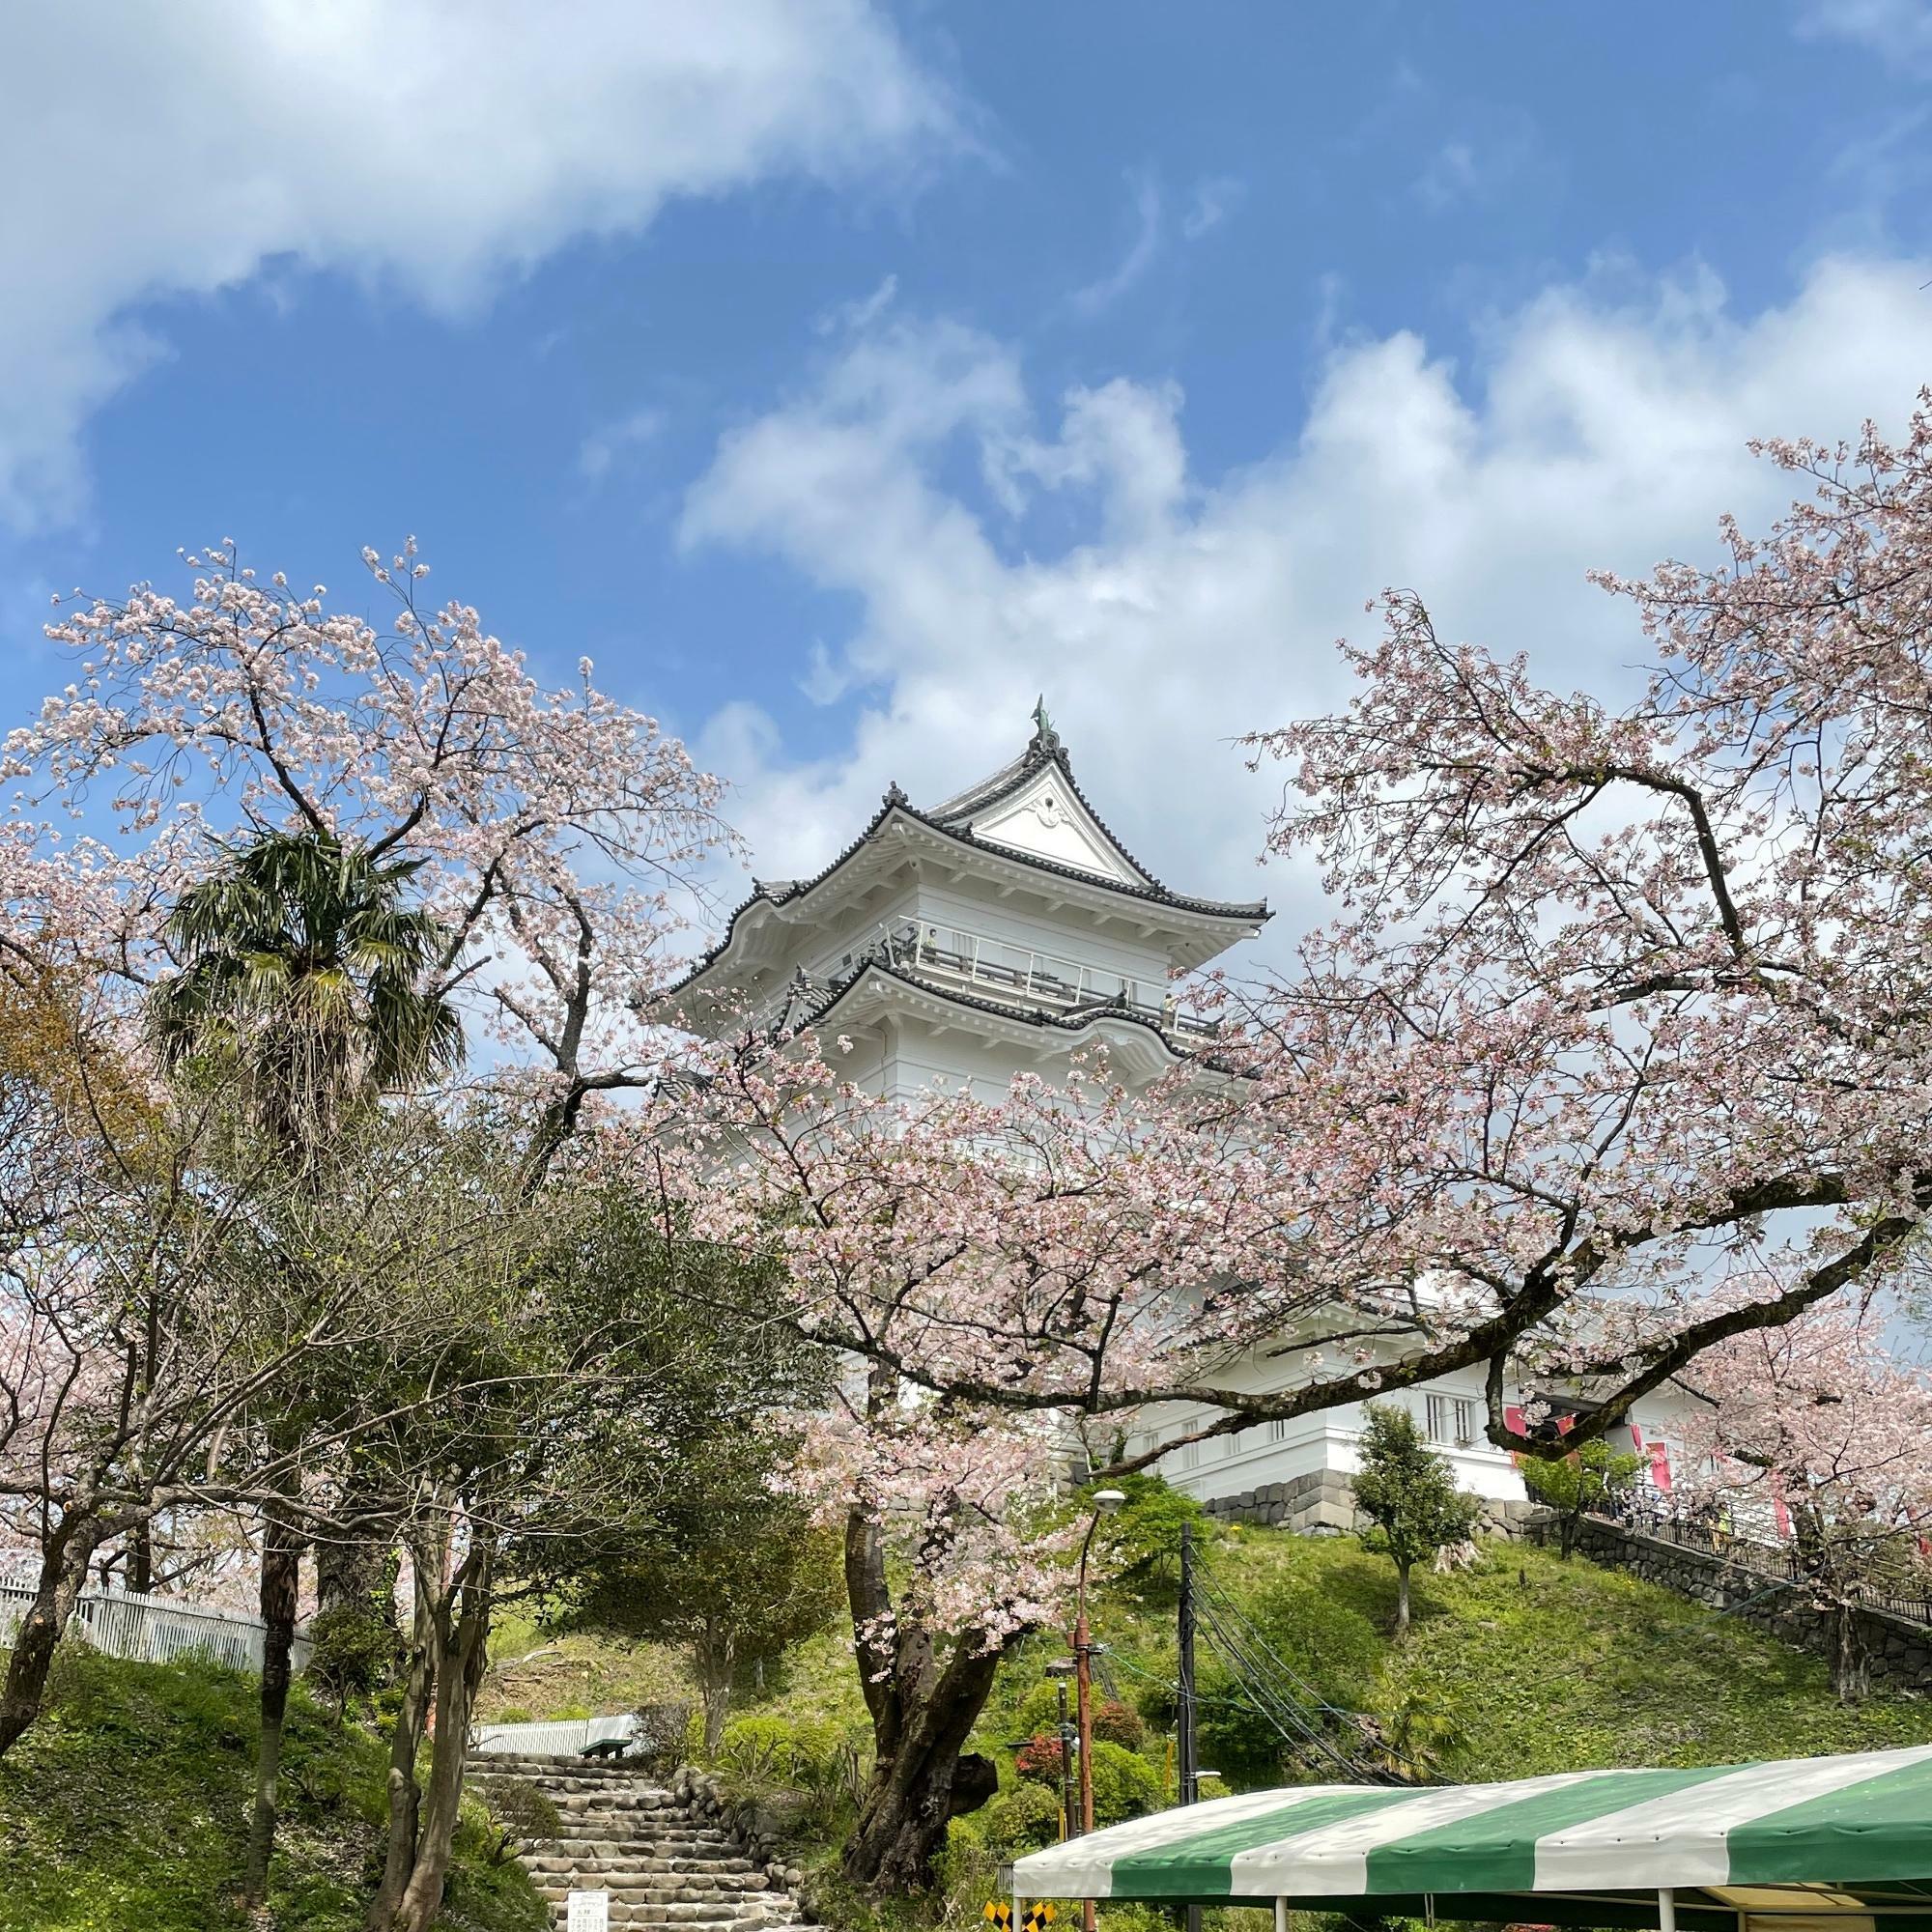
[[469, 1714, 641, 1757], [0, 1578, 313, 1675]]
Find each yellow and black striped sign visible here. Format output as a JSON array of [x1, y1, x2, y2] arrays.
[[987, 1904, 1057, 1932]]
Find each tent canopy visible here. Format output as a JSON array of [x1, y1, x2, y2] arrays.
[[1010, 1746, 1932, 1929]]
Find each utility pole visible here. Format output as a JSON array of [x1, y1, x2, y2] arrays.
[[1071, 1490, 1123, 1932], [1177, 1520, 1198, 1807], [1178, 1521, 1202, 1932]]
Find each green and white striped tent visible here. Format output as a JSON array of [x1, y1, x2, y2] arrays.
[[1011, 1746, 1932, 1930]]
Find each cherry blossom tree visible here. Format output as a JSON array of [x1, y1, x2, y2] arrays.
[[652, 404, 1932, 1885], [6, 538, 735, 1145], [1672, 1307, 1932, 1699], [1229, 401, 1932, 1450]]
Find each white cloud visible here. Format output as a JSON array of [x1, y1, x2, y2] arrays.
[[578, 408, 668, 485], [680, 255, 1932, 956], [817, 273, 901, 336], [1069, 172, 1163, 317], [1181, 176, 1244, 241], [0, 1, 956, 528], [1412, 114, 1539, 212], [1797, 0, 1932, 65]]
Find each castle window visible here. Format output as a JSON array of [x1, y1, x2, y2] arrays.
[[1426, 1393, 1479, 1448]]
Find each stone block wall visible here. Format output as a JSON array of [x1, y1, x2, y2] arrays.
[[1200, 1468, 1538, 1539], [1542, 1516, 1932, 1695]]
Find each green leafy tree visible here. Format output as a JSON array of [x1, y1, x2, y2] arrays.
[[1350, 1405, 1481, 1635], [569, 1435, 843, 1753], [148, 827, 462, 1908], [1089, 1472, 1214, 1597], [151, 827, 463, 1161], [1520, 1437, 1643, 1559]]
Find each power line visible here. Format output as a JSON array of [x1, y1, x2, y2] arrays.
[[1189, 1551, 1426, 1785]]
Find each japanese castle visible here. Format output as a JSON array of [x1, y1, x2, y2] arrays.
[[668, 706, 1687, 1533]]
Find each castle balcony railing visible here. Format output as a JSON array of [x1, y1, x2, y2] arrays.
[[842, 918, 1220, 1041]]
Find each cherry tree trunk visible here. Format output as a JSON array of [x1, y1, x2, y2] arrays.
[[365, 1608, 434, 1932], [1394, 1561, 1413, 1635], [389, 1547, 495, 1932], [242, 1507, 303, 1906], [842, 1656, 1002, 1892], [838, 1508, 1003, 1893], [1832, 1599, 1870, 1704], [0, 1517, 103, 1756]]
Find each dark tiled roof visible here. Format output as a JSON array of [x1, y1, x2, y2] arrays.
[[793, 954, 1193, 1058], [657, 730, 1268, 1002]]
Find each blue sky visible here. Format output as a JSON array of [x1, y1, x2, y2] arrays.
[[5, 1, 1931, 937]]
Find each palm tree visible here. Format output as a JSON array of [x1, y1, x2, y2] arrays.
[[151, 828, 463, 1155], [149, 826, 463, 1907]]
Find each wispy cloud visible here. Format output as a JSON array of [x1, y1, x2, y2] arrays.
[[816, 272, 899, 336], [1797, 0, 1932, 67], [1412, 116, 1538, 212], [1182, 174, 1244, 241], [578, 407, 667, 484], [1070, 171, 1162, 317]]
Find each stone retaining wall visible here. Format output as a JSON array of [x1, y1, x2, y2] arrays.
[[1539, 1516, 1932, 1695], [1200, 1467, 1538, 1539]]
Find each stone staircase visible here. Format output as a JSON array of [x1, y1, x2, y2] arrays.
[[466, 1751, 813, 1932]]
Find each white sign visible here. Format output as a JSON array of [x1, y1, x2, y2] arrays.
[[566, 1891, 610, 1932]]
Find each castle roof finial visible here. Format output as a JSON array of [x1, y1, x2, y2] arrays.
[[1029, 694, 1061, 754]]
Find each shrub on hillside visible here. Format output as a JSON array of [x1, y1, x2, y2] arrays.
[[1089, 1739, 1163, 1825], [714, 1712, 866, 1837], [970, 1778, 1065, 1855], [1093, 1697, 1145, 1748], [307, 1603, 399, 1717], [1014, 1732, 1064, 1785]]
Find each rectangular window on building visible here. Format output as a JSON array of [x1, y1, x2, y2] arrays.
[[1426, 1395, 1479, 1447], [1268, 1418, 1289, 1443]]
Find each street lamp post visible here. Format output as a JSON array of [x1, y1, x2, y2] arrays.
[[1044, 1659, 1077, 1841], [1070, 1489, 1125, 1932]]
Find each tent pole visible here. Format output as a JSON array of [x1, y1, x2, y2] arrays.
[[1275, 1899, 1287, 1932], [1659, 1889, 1677, 1932]]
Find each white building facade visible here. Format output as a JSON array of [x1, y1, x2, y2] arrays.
[[667, 711, 1691, 1531]]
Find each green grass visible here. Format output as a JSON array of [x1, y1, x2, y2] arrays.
[[413, 1520, 1932, 1932], [617, 1526, 1932, 1932], [0, 1641, 545, 1932]]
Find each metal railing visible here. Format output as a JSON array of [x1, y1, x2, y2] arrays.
[[469, 1714, 641, 1757], [0, 1578, 313, 1674], [1595, 1493, 1932, 1628], [844, 919, 1219, 1040]]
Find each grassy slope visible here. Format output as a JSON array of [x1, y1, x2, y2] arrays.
[[490, 1521, 1932, 1789], [946, 1526, 1932, 1795], [0, 1643, 545, 1932], [577, 1528, 1932, 1927]]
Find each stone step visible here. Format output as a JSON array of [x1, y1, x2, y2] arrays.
[[537, 1827, 745, 1848], [528, 1869, 770, 1894], [528, 1857, 772, 1879], [470, 1759, 661, 1784], [522, 1839, 755, 1862], [533, 1892, 787, 1920], [545, 1914, 810, 1932]]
